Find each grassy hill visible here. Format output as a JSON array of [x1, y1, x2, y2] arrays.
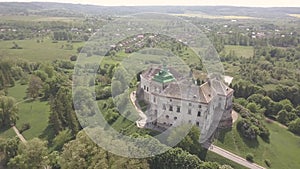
[[214, 117, 300, 169]]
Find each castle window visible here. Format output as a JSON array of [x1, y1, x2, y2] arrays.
[[170, 99, 172, 102], [197, 111, 201, 117], [174, 117, 177, 120], [176, 106, 181, 112], [196, 121, 200, 126], [198, 105, 202, 108], [163, 104, 166, 110], [153, 97, 156, 103], [189, 103, 192, 106], [146, 87, 149, 92], [188, 120, 192, 123], [169, 105, 173, 111], [188, 109, 191, 115], [166, 115, 169, 119], [144, 85, 146, 90]]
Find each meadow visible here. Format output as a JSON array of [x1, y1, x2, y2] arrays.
[[0, 83, 51, 140], [224, 45, 254, 58], [214, 118, 300, 169], [0, 38, 84, 62]]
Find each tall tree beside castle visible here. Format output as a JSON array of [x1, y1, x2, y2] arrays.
[[49, 87, 79, 136]]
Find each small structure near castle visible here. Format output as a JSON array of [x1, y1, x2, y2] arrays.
[[136, 66, 234, 143]]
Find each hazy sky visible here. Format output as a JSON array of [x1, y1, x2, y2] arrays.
[[1, 0, 300, 7]]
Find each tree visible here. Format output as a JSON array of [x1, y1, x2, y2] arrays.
[[8, 138, 50, 169], [49, 87, 79, 136], [60, 131, 150, 169], [246, 102, 260, 114], [27, 75, 43, 99], [150, 147, 203, 169], [52, 129, 72, 151], [288, 118, 300, 135], [0, 138, 19, 165], [0, 96, 18, 128], [277, 110, 289, 125], [296, 106, 300, 117], [167, 125, 203, 156]]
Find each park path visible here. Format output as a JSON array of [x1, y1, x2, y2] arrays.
[[12, 126, 27, 144], [208, 145, 265, 169], [130, 91, 147, 128]]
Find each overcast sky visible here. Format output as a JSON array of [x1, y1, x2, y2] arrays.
[[0, 0, 300, 7]]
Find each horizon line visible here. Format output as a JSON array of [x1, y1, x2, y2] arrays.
[[1, 1, 300, 8]]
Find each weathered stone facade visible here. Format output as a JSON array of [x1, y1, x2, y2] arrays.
[[138, 66, 234, 143]]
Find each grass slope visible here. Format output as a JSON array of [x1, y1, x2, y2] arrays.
[[214, 119, 300, 169]]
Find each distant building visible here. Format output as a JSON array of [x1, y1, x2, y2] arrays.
[[137, 66, 233, 143]]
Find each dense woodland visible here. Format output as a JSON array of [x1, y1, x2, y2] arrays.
[[0, 2, 300, 169]]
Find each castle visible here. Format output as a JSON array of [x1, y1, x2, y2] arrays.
[[136, 66, 234, 143]]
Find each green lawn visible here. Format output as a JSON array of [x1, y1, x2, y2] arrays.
[[15, 100, 51, 140], [7, 83, 27, 102], [5, 82, 51, 140], [224, 45, 254, 58], [214, 119, 300, 169], [0, 39, 84, 62], [0, 128, 16, 139]]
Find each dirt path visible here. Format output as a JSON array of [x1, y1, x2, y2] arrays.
[[12, 126, 27, 144]]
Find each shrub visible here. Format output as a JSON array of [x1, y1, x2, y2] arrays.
[[19, 123, 31, 133], [264, 159, 271, 167], [246, 153, 254, 162], [70, 55, 78, 61]]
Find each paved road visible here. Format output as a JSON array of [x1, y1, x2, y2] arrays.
[[12, 126, 27, 144], [208, 145, 265, 169]]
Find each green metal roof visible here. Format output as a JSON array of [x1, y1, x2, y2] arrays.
[[152, 68, 175, 84]]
